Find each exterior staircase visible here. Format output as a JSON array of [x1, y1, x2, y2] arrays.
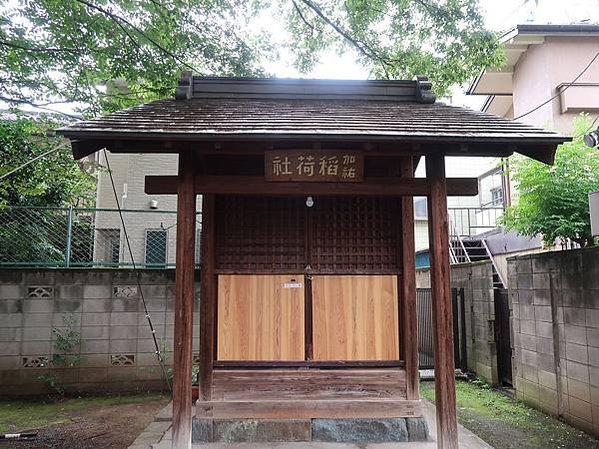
[[449, 231, 506, 289]]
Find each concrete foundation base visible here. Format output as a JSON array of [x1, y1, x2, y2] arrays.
[[191, 418, 430, 443]]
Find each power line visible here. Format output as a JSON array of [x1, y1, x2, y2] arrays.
[[102, 148, 172, 393], [0, 142, 68, 181], [74, 0, 200, 74], [1, 140, 176, 391], [514, 50, 599, 120], [574, 114, 599, 140]]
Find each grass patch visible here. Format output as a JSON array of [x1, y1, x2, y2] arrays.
[[0, 392, 165, 433], [421, 379, 599, 449]]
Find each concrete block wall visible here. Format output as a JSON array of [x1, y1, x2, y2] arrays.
[[509, 247, 599, 435], [415, 260, 499, 385], [0, 268, 200, 395]]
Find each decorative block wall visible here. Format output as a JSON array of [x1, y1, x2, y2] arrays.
[[0, 269, 200, 395]]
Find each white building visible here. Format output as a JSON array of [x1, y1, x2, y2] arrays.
[[94, 151, 201, 267]]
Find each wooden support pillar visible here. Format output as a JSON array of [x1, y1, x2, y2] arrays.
[[426, 154, 458, 449], [400, 156, 419, 400], [199, 194, 216, 401], [172, 151, 197, 449]]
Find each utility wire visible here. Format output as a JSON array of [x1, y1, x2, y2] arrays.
[[573, 114, 599, 140], [102, 148, 172, 393], [0, 142, 68, 181], [514, 50, 599, 121], [1, 143, 174, 391], [74, 0, 200, 74]]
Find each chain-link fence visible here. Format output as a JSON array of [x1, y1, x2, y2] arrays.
[[0, 206, 202, 268]]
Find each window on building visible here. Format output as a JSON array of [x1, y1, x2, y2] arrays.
[[478, 167, 505, 208], [490, 186, 503, 207], [195, 226, 202, 265], [145, 229, 168, 266], [98, 229, 120, 266], [414, 197, 428, 219]]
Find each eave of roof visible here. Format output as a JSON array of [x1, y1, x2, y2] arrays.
[[468, 23, 599, 96], [57, 77, 570, 165], [502, 23, 599, 41]]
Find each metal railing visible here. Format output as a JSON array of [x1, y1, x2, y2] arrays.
[[1, 205, 503, 269], [0, 206, 202, 268], [448, 207, 504, 238]]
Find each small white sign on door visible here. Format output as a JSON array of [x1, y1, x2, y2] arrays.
[[283, 282, 303, 289]]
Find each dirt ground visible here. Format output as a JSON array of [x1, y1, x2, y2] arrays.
[[1, 394, 168, 449]]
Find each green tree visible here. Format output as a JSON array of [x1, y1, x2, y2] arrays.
[[286, 0, 503, 92], [0, 117, 96, 207], [0, 117, 96, 265], [0, 0, 503, 117], [502, 116, 599, 248]]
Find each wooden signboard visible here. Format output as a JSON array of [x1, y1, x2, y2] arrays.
[[265, 150, 364, 182]]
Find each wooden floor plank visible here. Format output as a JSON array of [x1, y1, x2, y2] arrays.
[[211, 368, 406, 401], [197, 368, 418, 419], [196, 399, 422, 419]]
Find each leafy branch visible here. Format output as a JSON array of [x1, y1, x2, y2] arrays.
[[73, 0, 199, 73], [296, 0, 392, 76], [501, 115, 599, 248]]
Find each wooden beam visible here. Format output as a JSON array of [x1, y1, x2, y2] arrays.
[[400, 156, 419, 401], [145, 175, 478, 196], [426, 154, 458, 449], [196, 399, 422, 419], [199, 194, 216, 401], [212, 360, 403, 369], [100, 139, 426, 155], [172, 151, 197, 449]]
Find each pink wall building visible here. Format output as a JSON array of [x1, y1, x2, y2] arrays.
[[468, 24, 599, 134]]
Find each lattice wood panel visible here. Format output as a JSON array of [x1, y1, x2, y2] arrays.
[[311, 197, 400, 273], [215, 196, 401, 273], [215, 196, 306, 272]]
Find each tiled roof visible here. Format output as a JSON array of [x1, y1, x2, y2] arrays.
[[59, 98, 565, 142], [57, 76, 570, 162]]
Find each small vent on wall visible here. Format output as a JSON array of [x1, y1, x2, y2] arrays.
[[113, 286, 138, 298], [110, 354, 135, 366], [27, 287, 53, 298], [22, 356, 49, 368]]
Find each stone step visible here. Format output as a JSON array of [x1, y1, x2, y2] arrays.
[[192, 417, 430, 444]]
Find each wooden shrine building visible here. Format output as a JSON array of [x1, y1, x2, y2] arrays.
[[59, 76, 568, 449]]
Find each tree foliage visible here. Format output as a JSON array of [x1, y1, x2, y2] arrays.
[[286, 0, 503, 92], [0, 117, 96, 265], [0, 0, 269, 115], [502, 116, 599, 248], [0, 117, 96, 207], [0, 0, 503, 116]]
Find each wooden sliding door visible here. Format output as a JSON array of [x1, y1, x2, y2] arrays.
[[217, 274, 305, 361], [214, 196, 402, 364], [312, 275, 399, 361]]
